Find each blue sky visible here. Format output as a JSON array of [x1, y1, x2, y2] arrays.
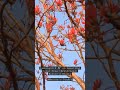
[[35, 0, 85, 90]]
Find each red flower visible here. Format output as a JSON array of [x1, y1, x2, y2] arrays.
[[68, 28, 77, 43], [67, 25, 71, 28], [75, 18, 80, 24], [52, 17, 57, 25], [82, 17, 85, 21], [69, 28, 76, 35], [38, 21, 42, 28], [50, 5, 55, 11], [86, 2, 97, 21], [81, 17, 85, 24], [109, 3, 119, 13], [43, 4, 48, 9], [58, 25, 64, 30], [35, 5, 40, 15], [70, 87, 75, 90], [68, 36, 73, 43], [70, 2, 77, 9], [48, 15, 57, 25], [81, 27, 85, 32], [73, 59, 78, 65], [93, 79, 101, 90], [82, 21, 85, 24], [55, 0, 63, 6], [46, 23, 53, 33], [59, 39, 65, 46]]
